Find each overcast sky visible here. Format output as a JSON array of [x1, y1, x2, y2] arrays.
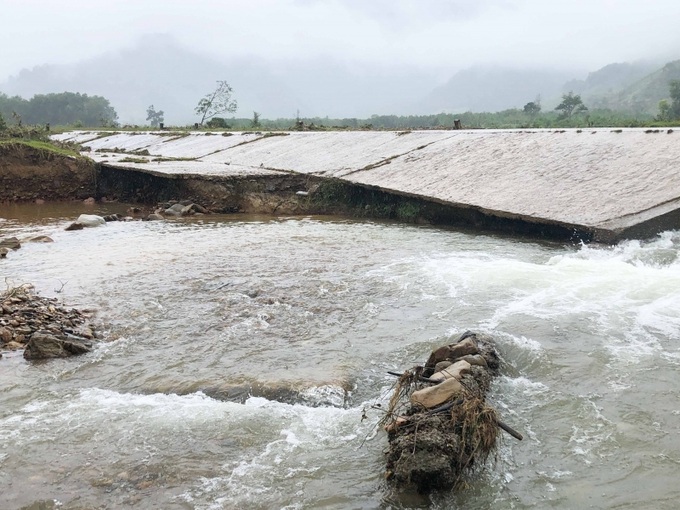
[[2, 0, 680, 81]]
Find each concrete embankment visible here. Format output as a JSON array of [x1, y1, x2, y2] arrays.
[[53, 128, 680, 242]]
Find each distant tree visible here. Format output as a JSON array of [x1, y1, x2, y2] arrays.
[[195, 80, 237, 126], [523, 101, 541, 116], [555, 92, 588, 119], [0, 112, 6, 131], [657, 99, 672, 121], [251, 111, 261, 128], [670, 80, 680, 119], [146, 104, 164, 127], [0, 92, 118, 127], [206, 117, 229, 129]]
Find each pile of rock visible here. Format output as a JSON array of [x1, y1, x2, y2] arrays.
[[382, 331, 520, 494], [65, 200, 212, 230], [0, 284, 96, 360]]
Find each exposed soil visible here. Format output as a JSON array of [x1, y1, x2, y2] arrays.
[[0, 143, 97, 202]]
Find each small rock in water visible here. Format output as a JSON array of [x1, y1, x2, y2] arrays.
[[146, 213, 164, 221], [25, 235, 54, 243], [75, 214, 106, 227], [65, 222, 84, 231], [24, 331, 92, 360], [0, 237, 21, 250], [0, 248, 8, 258]]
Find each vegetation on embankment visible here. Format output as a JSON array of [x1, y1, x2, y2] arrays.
[[0, 128, 96, 203]]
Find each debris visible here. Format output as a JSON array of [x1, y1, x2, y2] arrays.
[[381, 331, 520, 494]]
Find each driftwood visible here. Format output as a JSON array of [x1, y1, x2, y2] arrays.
[[382, 331, 521, 494]]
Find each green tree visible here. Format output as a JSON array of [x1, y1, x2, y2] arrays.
[[555, 91, 588, 119], [523, 101, 541, 116], [657, 99, 671, 121], [670, 80, 680, 119], [146, 104, 165, 127], [251, 111, 261, 128], [0, 92, 118, 126], [0, 112, 6, 131], [195, 81, 237, 126]]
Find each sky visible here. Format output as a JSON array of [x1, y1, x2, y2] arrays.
[[2, 0, 680, 82]]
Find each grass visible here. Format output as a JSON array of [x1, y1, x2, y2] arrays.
[[0, 139, 81, 158]]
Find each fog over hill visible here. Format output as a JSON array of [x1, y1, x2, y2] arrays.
[[0, 36, 442, 124], [1, 35, 678, 124]]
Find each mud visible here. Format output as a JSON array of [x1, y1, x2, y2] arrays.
[[0, 143, 97, 202]]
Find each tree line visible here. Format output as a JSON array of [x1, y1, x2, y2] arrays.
[[3, 80, 680, 132], [0, 91, 118, 128]]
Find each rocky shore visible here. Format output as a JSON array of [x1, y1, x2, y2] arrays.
[[0, 283, 96, 360]]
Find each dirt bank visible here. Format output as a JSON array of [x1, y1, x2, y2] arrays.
[[0, 142, 97, 202]]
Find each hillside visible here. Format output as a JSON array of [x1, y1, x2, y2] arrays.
[[420, 66, 571, 113], [604, 60, 680, 114]]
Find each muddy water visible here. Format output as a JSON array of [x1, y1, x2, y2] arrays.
[[1, 203, 680, 509]]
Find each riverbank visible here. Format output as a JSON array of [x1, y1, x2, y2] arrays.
[[0, 140, 97, 202]]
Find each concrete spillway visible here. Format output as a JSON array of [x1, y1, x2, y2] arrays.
[[54, 128, 680, 242]]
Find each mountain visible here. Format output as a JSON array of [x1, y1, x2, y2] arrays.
[[562, 61, 657, 98], [420, 66, 572, 113], [0, 35, 438, 124], [597, 60, 680, 114]]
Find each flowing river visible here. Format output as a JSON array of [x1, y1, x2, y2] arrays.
[[1, 203, 680, 509]]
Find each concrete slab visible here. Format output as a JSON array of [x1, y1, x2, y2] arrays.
[[60, 129, 680, 242]]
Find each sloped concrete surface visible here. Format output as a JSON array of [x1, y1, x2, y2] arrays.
[[56, 129, 680, 241]]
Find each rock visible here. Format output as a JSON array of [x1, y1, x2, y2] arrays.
[[0, 237, 21, 250], [458, 354, 488, 367], [146, 213, 164, 221], [65, 222, 84, 231], [25, 235, 54, 243], [0, 326, 11, 343], [429, 360, 471, 383], [75, 214, 106, 227], [102, 214, 121, 222], [190, 203, 209, 214], [5, 341, 24, 351], [433, 360, 453, 372], [0, 248, 8, 258], [180, 204, 195, 216], [424, 337, 479, 376], [23, 331, 92, 360], [164, 203, 184, 216], [410, 377, 463, 409], [83, 197, 96, 205]]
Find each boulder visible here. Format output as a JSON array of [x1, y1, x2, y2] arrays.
[[25, 235, 54, 243], [458, 354, 488, 367], [0, 248, 8, 258], [164, 203, 184, 216], [0, 237, 21, 250], [23, 331, 92, 360], [410, 377, 463, 409], [424, 337, 479, 376], [65, 222, 84, 231], [146, 213, 164, 221], [433, 360, 453, 372], [429, 359, 471, 383], [75, 214, 106, 227], [0, 326, 12, 343]]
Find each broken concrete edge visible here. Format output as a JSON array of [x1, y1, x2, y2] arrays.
[[94, 163, 626, 243], [596, 195, 680, 242]]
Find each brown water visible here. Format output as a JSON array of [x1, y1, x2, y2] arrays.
[[2, 203, 680, 509]]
